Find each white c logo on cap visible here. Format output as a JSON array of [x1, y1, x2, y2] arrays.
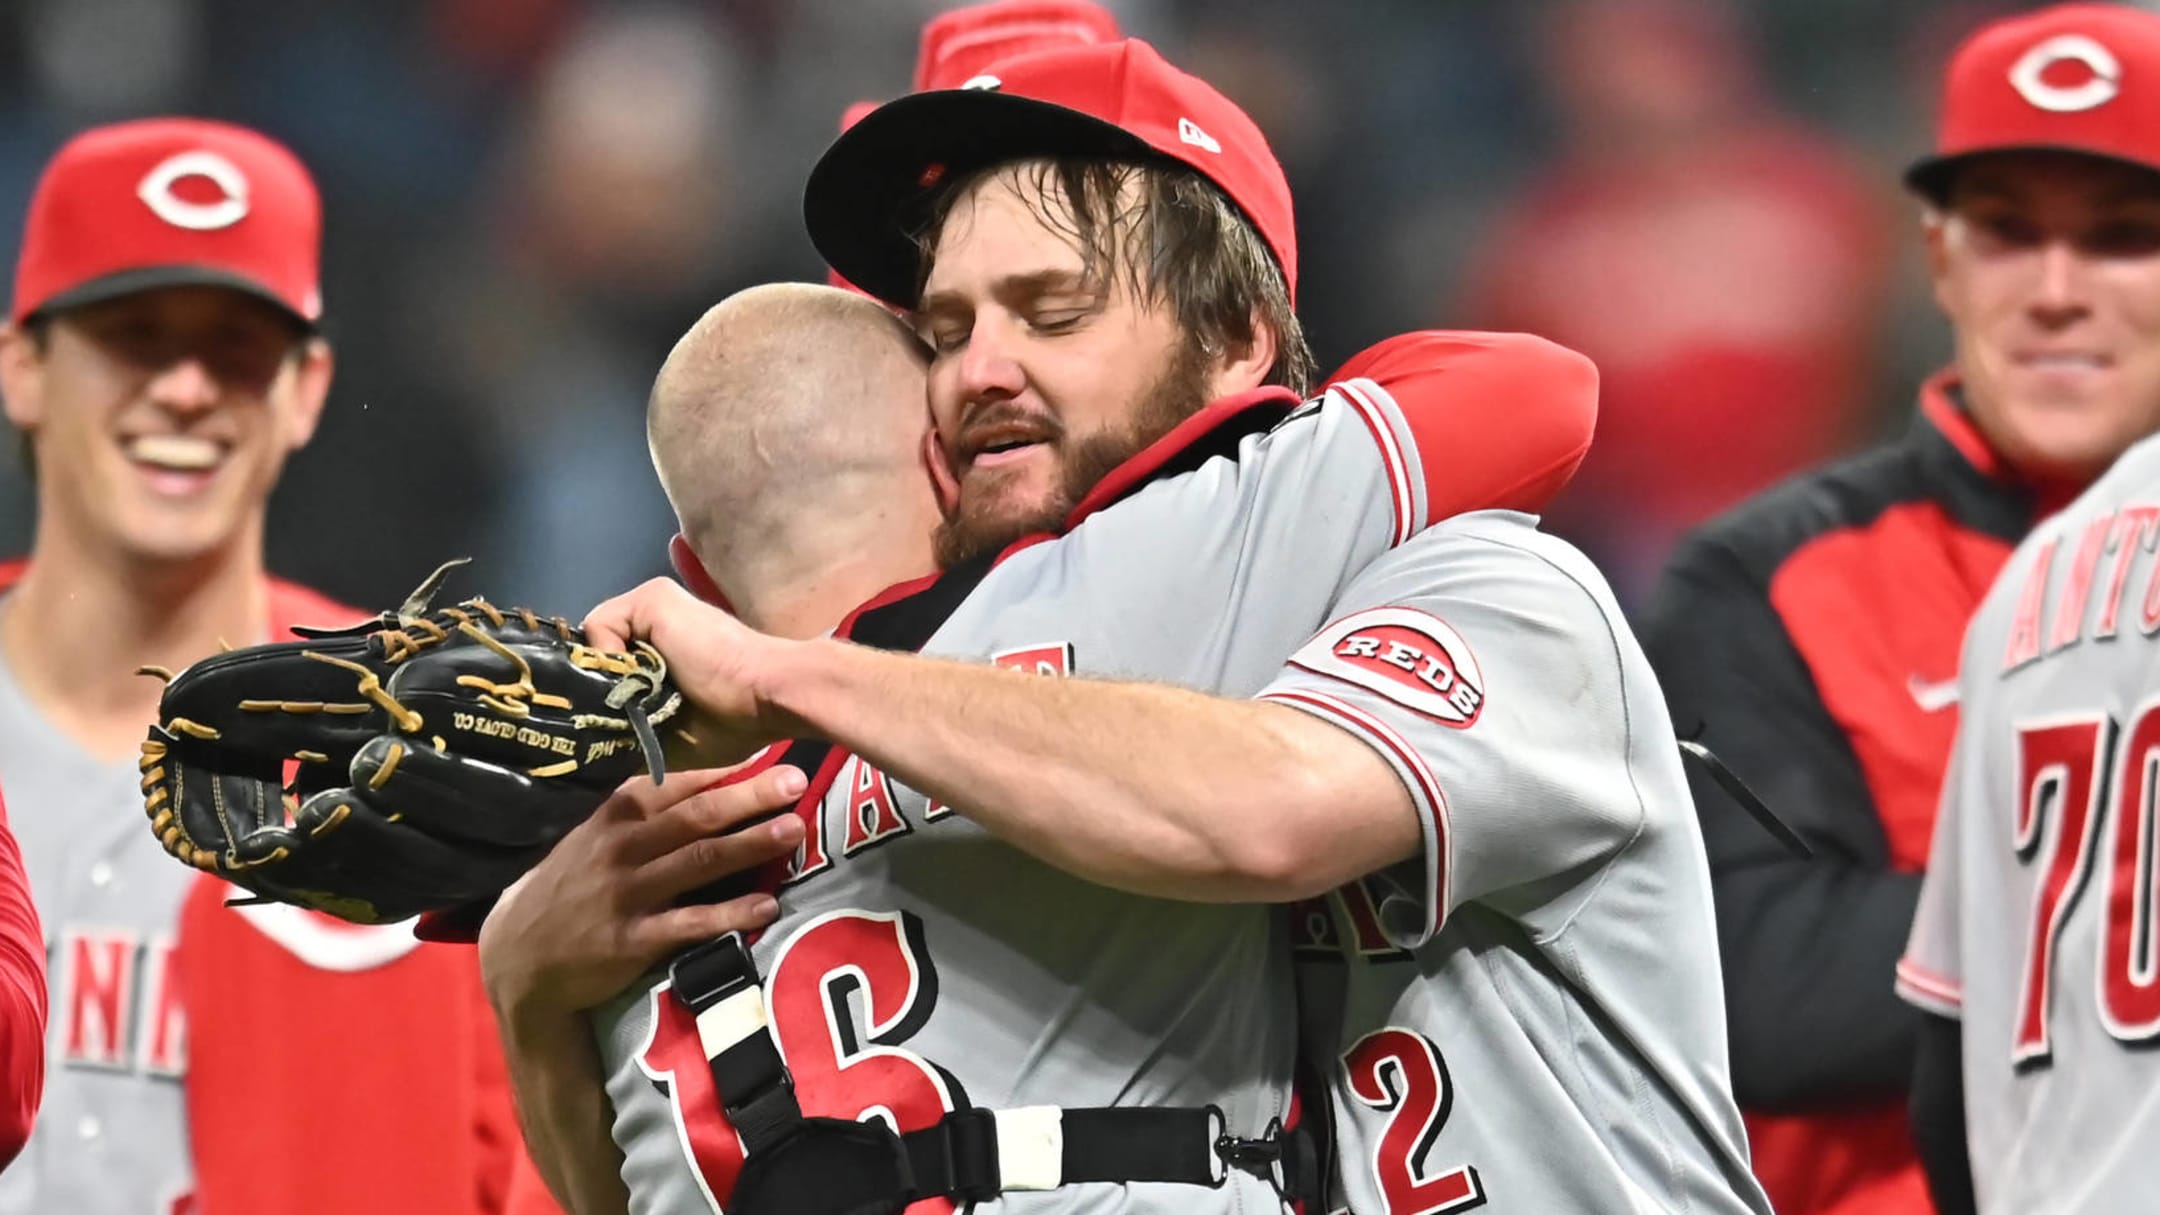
[[137, 150, 251, 231], [2009, 33, 2121, 113]]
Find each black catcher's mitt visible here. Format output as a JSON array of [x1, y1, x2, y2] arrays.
[[138, 560, 685, 924]]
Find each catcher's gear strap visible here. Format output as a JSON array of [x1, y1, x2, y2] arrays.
[[668, 934, 1320, 1210]]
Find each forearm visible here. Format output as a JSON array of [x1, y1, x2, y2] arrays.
[[494, 1005, 630, 1215], [1715, 857, 1924, 1107], [0, 974, 39, 1169], [1910, 1012, 1976, 1215], [766, 639, 1416, 901], [0, 829, 43, 1168]]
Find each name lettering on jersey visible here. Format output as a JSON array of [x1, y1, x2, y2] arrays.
[[1289, 896, 1343, 956], [135, 935, 186, 1077], [1289, 607, 1485, 728], [839, 756, 912, 855], [2047, 512, 2115, 653], [780, 644, 1076, 884], [2003, 537, 2057, 671], [65, 930, 136, 1069], [54, 930, 185, 1077], [1291, 879, 1416, 961], [2098, 505, 2159, 638], [2005, 503, 2160, 673]]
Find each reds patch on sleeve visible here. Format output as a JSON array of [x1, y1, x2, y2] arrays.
[[1287, 607, 1485, 727]]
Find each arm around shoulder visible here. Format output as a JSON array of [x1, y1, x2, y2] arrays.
[[768, 636, 1424, 903]]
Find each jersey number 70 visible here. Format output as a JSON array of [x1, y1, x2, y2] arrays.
[[2011, 697, 2160, 1065]]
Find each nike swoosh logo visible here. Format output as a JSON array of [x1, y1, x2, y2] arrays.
[[1908, 673, 1961, 713]]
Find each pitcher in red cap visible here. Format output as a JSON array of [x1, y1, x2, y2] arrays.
[[1643, 6, 2160, 1215], [0, 118, 546, 1215], [807, 36, 1315, 567]]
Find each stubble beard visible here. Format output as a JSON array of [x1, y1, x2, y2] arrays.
[[932, 342, 1215, 569]]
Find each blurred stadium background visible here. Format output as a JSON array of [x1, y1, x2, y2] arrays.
[[0, 0, 2066, 617]]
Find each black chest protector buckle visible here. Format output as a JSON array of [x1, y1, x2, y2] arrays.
[[669, 932, 1320, 1215], [730, 1116, 917, 1215]]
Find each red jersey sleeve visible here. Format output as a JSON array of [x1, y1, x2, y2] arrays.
[[0, 788, 47, 1169], [1325, 329, 1599, 525]]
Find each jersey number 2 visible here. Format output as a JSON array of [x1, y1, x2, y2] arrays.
[[1342, 1028, 1488, 1214], [637, 910, 959, 1214], [2012, 699, 2160, 1065]]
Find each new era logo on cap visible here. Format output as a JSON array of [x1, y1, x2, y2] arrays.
[[2010, 33, 2121, 112], [12, 117, 323, 327], [1177, 117, 1221, 154]]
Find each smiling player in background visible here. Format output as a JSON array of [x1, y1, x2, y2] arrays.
[[1642, 6, 2160, 1213], [0, 117, 540, 1215]]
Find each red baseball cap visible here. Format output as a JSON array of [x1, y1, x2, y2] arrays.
[[804, 37, 1297, 309], [1906, 3, 2160, 203], [828, 2, 1121, 295], [913, 0, 1121, 92], [12, 117, 323, 328]]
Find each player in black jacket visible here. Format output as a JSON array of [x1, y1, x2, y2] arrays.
[[1643, 6, 2160, 1213]]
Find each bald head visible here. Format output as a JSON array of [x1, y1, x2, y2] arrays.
[[650, 283, 939, 633]]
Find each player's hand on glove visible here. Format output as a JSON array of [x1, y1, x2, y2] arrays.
[[137, 560, 691, 925], [583, 577, 798, 766], [479, 764, 805, 1020]]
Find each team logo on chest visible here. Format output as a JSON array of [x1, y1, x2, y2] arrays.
[[1289, 607, 1485, 727]]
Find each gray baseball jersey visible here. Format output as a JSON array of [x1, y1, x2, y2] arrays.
[[1898, 430, 2160, 1214], [1274, 512, 1766, 1215], [0, 647, 195, 1215], [597, 336, 1600, 1215]]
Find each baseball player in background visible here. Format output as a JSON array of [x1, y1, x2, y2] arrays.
[[0, 788, 44, 1170], [0, 118, 543, 1214], [1642, 6, 2160, 1213], [1896, 408, 2160, 1211]]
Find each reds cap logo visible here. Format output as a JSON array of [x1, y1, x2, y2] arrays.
[[1289, 606, 1485, 728], [137, 149, 251, 231], [2010, 33, 2121, 113]]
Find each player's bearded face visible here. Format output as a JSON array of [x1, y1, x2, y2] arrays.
[[1933, 151, 2160, 490], [919, 172, 1221, 568], [0, 286, 330, 565]]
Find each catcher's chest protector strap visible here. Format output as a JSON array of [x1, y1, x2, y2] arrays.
[[668, 934, 1320, 1213]]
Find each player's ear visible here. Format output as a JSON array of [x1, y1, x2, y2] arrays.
[[0, 322, 48, 432], [1203, 308, 1279, 399], [281, 335, 334, 451], [922, 425, 962, 516], [1922, 208, 1956, 318]]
